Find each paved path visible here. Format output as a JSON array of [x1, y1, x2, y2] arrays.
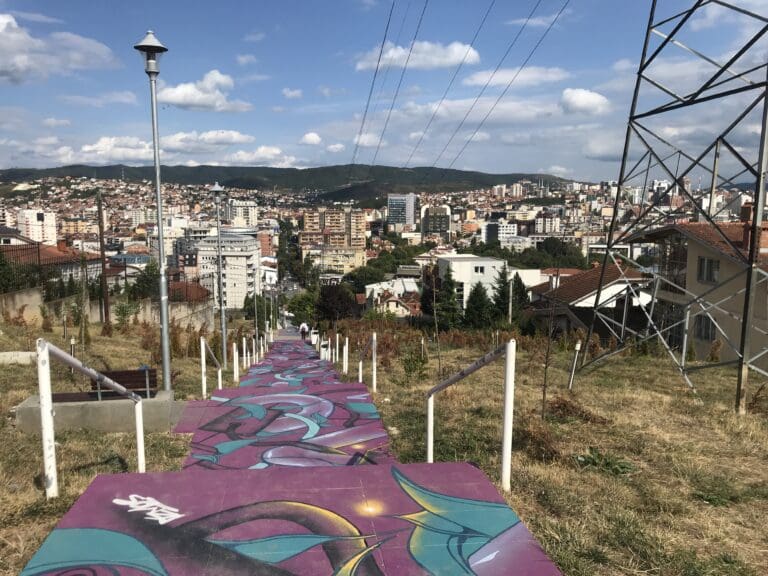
[[22, 335, 560, 575]]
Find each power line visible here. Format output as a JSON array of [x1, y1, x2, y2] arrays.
[[446, 0, 571, 170], [349, 0, 397, 177], [404, 0, 496, 168], [429, 0, 544, 170], [367, 0, 414, 155], [368, 0, 430, 172]]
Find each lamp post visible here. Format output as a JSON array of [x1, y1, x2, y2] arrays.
[[211, 182, 227, 369], [134, 30, 171, 392]]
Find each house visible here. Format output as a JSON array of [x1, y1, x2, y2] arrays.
[[628, 215, 768, 368], [529, 263, 649, 335]]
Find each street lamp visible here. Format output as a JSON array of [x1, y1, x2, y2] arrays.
[[211, 182, 228, 369], [134, 30, 171, 392]]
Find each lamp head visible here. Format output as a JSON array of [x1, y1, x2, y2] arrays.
[[210, 181, 225, 203], [134, 30, 167, 75]]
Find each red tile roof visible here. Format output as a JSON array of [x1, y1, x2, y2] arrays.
[[531, 263, 645, 305]]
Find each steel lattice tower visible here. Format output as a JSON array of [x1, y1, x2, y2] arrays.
[[584, 0, 768, 413]]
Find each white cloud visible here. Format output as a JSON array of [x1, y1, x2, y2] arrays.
[[236, 54, 257, 66], [462, 66, 569, 88], [354, 133, 385, 148], [408, 131, 425, 141], [0, 14, 116, 83], [226, 146, 297, 167], [612, 59, 635, 73], [42, 117, 70, 127], [282, 87, 303, 99], [402, 96, 559, 125], [326, 143, 345, 153], [546, 164, 571, 175], [240, 73, 270, 83], [272, 106, 286, 113], [470, 131, 490, 142], [356, 40, 479, 71], [9, 11, 63, 24], [299, 132, 322, 145], [243, 31, 266, 42], [80, 136, 154, 163], [61, 91, 136, 107], [158, 70, 251, 112], [161, 130, 255, 152], [506, 9, 572, 28], [560, 88, 611, 115]]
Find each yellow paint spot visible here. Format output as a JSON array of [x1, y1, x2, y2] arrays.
[[355, 499, 384, 516]]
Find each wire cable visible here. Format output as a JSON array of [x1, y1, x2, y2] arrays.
[[446, 0, 571, 170], [368, 0, 430, 172], [349, 0, 397, 176], [429, 0, 544, 169], [404, 0, 496, 168]]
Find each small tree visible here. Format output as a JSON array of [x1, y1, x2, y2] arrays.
[[435, 266, 463, 330], [287, 291, 318, 327], [464, 282, 494, 329], [317, 284, 356, 324], [510, 272, 529, 322], [492, 264, 511, 325]]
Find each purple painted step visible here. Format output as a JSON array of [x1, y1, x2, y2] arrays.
[[175, 339, 394, 469], [21, 462, 560, 575]]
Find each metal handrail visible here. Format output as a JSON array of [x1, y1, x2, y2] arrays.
[[36, 338, 146, 499], [200, 336, 222, 398], [426, 339, 516, 492]]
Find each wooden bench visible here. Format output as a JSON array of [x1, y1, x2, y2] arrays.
[[90, 368, 158, 400]]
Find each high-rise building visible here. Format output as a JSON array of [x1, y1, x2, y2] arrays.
[[17, 209, 57, 245], [299, 208, 366, 249], [387, 193, 419, 226], [421, 205, 451, 240], [227, 199, 259, 227], [197, 233, 262, 309]]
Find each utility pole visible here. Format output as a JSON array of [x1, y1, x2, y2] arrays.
[[212, 182, 227, 369], [97, 190, 112, 336]]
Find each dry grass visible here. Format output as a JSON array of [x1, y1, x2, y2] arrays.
[[371, 329, 768, 576], [0, 320, 222, 575]]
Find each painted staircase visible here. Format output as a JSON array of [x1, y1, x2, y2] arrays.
[[21, 332, 561, 575]]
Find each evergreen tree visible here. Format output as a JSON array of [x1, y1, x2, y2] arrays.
[[130, 259, 160, 300], [420, 266, 436, 317], [464, 282, 493, 329], [287, 291, 318, 327], [510, 272, 530, 320], [435, 266, 462, 329], [492, 264, 511, 324]]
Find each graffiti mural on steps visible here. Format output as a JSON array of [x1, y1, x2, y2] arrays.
[[22, 338, 561, 575], [22, 464, 558, 575]]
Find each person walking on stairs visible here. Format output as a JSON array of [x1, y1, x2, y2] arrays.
[[299, 322, 308, 341]]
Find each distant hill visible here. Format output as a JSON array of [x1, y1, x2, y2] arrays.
[[0, 164, 570, 201]]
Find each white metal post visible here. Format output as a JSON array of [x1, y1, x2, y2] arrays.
[[252, 336, 256, 364], [358, 359, 363, 383], [343, 337, 349, 375], [200, 336, 207, 399], [501, 339, 516, 492], [372, 332, 377, 393], [568, 339, 582, 391], [36, 339, 58, 499], [427, 394, 434, 463], [242, 337, 247, 370], [217, 366, 222, 390], [335, 333, 340, 364], [233, 342, 239, 382], [135, 401, 146, 473], [421, 336, 425, 359]]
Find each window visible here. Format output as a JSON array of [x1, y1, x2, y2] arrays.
[[694, 315, 717, 341], [697, 257, 719, 284], [474, 266, 485, 274]]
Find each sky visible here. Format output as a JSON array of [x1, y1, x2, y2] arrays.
[[0, 0, 764, 182]]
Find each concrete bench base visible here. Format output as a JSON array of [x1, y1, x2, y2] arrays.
[[15, 391, 186, 433]]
